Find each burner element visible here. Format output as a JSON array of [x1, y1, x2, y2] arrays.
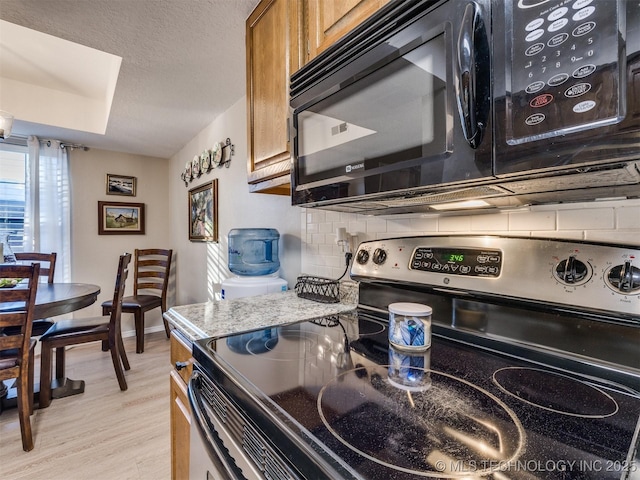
[[224, 326, 321, 360], [492, 367, 619, 418], [318, 366, 525, 478], [358, 317, 386, 336]]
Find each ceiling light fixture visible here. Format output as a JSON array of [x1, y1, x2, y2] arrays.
[[0, 111, 14, 139]]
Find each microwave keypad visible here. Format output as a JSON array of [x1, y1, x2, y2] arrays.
[[507, 0, 621, 144], [410, 248, 502, 278]]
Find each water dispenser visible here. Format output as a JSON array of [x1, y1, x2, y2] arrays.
[[222, 228, 287, 299]]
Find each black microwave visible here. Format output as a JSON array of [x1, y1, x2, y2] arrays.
[[290, 0, 640, 214]]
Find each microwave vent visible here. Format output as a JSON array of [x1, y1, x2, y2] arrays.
[[385, 185, 509, 206], [501, 162, 640, 194], [315, 185, 510, 214]]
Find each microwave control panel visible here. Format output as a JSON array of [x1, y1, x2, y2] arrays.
[[507, 0, 621, 144]]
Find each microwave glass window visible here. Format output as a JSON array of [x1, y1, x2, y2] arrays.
[[505, 0, 623, 145], [296, 34, 448, 184]]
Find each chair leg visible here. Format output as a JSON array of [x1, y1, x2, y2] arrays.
[[109, 339, 128, 391], [17, 362, 34, 451], [55, 347, 65, 381], [162, 312, 171, 339], [101, 306, 112, 352], [135, 311, 144, 354], [28, 343, 35, 415], [39, 341, 53, 409], [118, 332, 130, 371]]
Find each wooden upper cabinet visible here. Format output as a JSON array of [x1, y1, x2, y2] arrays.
[[305, 0, 391, 61], [246, 0, 303, 195]]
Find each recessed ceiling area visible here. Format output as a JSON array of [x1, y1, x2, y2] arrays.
[[0, 0, 260, 159], [1, 19, 122, 135]]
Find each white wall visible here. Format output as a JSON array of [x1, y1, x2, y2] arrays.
[[302, 199, 640, 278], [168, 97, 301, 305], [69, 148, 170, 335]]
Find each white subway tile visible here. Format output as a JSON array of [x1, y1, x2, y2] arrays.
[[348, 220, 367, 236], [386, 218, 415, 232], [509, 210, 556, 231], [409, 216, 439, 233], [585, 231, 640, 245], [325, 211, 342, 222], [311, 233, 326, 245], [319, 222, 334, 234], [438, 215, 472, 232], [557, 208, 614, 230], [615, 206, 640, 229], [471, 213, 509, 231], [366, 217, 388, 234], [531, 230, 585, 240]]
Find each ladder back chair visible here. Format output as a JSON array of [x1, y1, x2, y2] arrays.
[[4, 252, 57, 337], [0, 263, 40, 451], [102, 248, 173, 353], [39, 253, 132, 409]]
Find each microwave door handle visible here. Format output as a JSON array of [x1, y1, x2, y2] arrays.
[[456, 2, 488, 149], [188, 372, 246, 480]]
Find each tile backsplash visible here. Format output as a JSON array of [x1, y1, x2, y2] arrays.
[[301, 198, 640, 278]]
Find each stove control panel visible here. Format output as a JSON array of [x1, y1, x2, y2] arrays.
[[350, 236, 640, 318], [410, 247, 502, 277]]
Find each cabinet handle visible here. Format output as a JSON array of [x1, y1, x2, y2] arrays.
[[175, 358, 193, 371]]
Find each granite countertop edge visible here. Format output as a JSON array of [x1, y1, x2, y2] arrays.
[[164, 290, 358, 343]]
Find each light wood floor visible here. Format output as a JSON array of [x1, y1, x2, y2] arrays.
[[0, 332, 172, 480]]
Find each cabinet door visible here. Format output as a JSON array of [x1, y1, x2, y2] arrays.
[[170, 330, 193, 384], [306, 0, 390, 60], [246, 0, 303, 195], [170, 370, 190, 480], [170, 331, 192, 480]]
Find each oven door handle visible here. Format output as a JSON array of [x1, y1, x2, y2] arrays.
[[188, 371, 247, 480]]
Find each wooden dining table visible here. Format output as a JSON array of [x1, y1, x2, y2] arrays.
[[0, 282, 101, 411]]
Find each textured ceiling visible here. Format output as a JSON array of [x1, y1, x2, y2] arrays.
[[0, 0, 260, 158]]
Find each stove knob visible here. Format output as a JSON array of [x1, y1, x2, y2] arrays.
[[555, 255, 588, 284], [356, 249, 370, 265], [607, 261, 640, 293], [372, 248, 387, 265]]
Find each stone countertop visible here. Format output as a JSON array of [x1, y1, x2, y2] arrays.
[[164, 290, 358, 343]]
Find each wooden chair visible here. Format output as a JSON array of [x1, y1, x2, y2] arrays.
[[14, 252, 56, 284], [39, 253, 132, 409], [4, 252, 57, 337], [0, 263, 40, 451], [102, 248, 173, 353]]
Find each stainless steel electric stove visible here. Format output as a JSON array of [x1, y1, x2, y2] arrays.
[[190, 235, 640, 480]]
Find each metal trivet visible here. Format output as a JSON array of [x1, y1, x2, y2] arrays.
[[294, 276, 340, 303]]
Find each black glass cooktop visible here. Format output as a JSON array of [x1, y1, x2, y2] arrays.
[[193, 312, 640, 480]]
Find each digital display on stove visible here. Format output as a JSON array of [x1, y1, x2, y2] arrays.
[[411, 247, 502, 277], [441, 252, 464, 263]]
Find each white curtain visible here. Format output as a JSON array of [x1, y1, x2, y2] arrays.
[[24, 135, 71, 282]]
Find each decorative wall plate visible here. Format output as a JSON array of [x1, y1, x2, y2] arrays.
[[211, 142, 222, 167]]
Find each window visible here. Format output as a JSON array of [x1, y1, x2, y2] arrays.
[[0, 145, 27, 253]]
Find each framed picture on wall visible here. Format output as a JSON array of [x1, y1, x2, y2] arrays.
[[188, 179, 218, 242], [98, 201, 146, 235], [106, 174, 137, 196]]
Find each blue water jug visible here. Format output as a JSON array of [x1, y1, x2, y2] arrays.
[[228, 228, 280, 276]]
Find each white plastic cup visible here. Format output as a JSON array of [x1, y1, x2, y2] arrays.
[[388, 302, 432, 351]]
